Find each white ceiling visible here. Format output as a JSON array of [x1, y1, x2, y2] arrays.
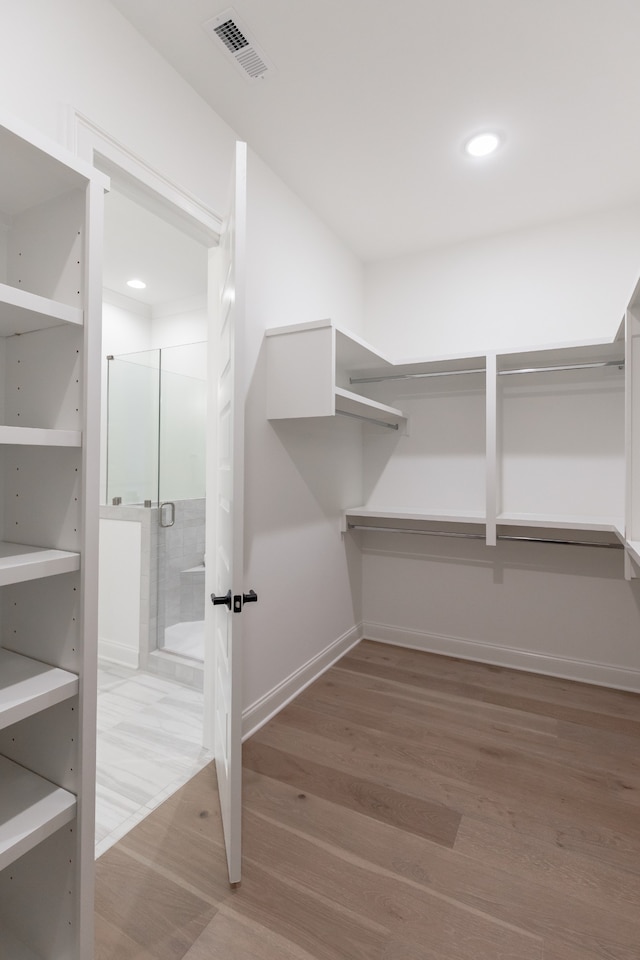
[[109, 0, 640, 262]]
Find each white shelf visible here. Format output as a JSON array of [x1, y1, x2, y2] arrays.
[[0, 425, 81, 447], [0, 543, 79, 587], [345, 507, 486, 525], [335, 388, 406, 428], [0, 650, 78, 732], [0, 283, 83, 336], [497, 512, 624, 533], [0, 756, 76, 872]]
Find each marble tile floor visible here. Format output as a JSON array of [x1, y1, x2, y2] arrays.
[[95, 660, 212, 859]]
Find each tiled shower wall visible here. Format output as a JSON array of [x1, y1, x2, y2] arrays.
[[156, 498, 206, 639]]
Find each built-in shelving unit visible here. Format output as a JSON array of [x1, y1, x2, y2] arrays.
[[0, 112, 106, 960], [265, 315, 636, 555], [266, 320, 407, 431]]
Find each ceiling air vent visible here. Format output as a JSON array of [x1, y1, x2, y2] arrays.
[[202, 8, 275, 81]]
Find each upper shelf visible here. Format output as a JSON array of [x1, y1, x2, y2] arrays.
[[0, 649, 78, 732], [0, 755, 76, 872], [0, 283, 83, 337], [345, 506, 486, 526]]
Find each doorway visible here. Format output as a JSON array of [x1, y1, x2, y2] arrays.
[[96, 182, 214, 855], [105, 340, 207, 672]]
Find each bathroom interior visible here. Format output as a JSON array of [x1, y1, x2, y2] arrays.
[[95, 182, 213, 854]]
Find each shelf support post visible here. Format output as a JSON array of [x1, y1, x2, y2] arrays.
[[485, 352, 497, 546]]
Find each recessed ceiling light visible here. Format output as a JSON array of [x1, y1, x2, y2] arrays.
[[464, 132, 502, 158], [127, 278, 146, 289]]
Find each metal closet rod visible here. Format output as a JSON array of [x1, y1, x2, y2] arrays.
[[337, 409, 399, 430], [347, 523, 623, 549], [349, 359, 624, 385]]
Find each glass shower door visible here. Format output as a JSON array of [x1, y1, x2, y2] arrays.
[[105, 343, 207, 671], [156, 342, 207, 661], [106, 350, 160, 506]]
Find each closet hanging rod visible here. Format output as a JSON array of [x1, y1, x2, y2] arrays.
[[350, 367, 485, 384], [347, 523, 623, 549], [349, 359, 624, 385], [337, 410, 399, 430], [499, 359, 624, 377]]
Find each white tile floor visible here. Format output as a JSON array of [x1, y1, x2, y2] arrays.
[[162, 619, 205, 660], [95, 661, 212, 858]]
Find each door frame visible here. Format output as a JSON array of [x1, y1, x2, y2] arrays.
[[68, 108, 223, 745]]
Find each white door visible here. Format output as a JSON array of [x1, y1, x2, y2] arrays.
[[206, 141, 248, 885]]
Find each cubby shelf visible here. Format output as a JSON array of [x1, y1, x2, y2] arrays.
[[0, 756, 76, 873], [0, 649, 78, 731], [0, 283, 83, 336], [0, 543, 79, 587]]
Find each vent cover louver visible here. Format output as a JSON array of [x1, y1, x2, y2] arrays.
[[203, 8, 274, 80]]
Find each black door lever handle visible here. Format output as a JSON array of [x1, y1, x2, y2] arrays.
[[243, 590, 258, 604], [211, 589, 232, 609]]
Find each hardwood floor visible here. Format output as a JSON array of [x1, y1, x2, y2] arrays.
[[95, 640, 640, 959]]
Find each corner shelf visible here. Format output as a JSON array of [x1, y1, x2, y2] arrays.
[[0, 649, 78, 731], [0, 756, 76, 872]]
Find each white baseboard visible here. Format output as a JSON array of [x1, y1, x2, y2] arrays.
[[242, 624, 363, 741], [362, 621, 640, 693], [98, 636, 140, 670]]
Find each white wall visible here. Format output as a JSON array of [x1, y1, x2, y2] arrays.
[[365, 203, 640, 358], [0, 0, 236, 219], [242, 151, 365, 729], [0, 0, 366, 718], [360, 205, 640, 690], [361, 533, 640, 690], [150, 298, 208, 351]]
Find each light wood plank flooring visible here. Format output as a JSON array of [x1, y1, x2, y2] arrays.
[[95, 640, 640, 960]]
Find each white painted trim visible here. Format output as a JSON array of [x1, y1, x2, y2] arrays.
[[242, 624, 363, 740], [65, 108, 222, 245], [362, 621, 640, 694], [98, 637, 140, 670]]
